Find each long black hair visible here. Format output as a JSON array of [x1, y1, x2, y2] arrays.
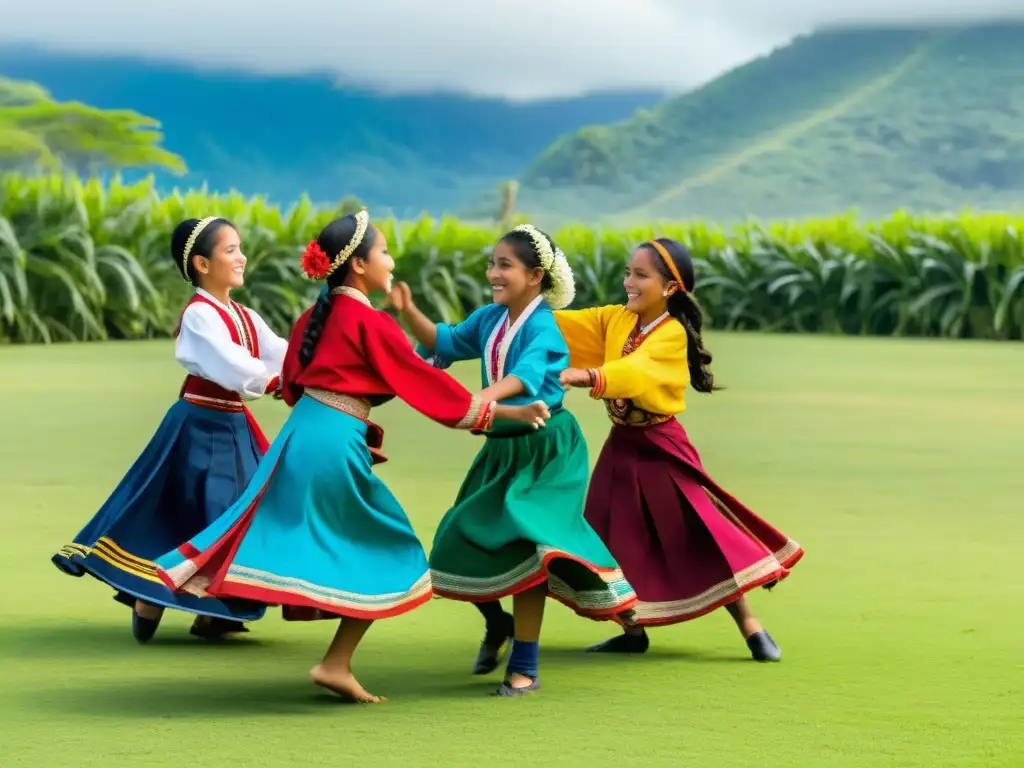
[[171, 217, 236, 285], [497, 228, 554, 292], [642, 238, 718, 393], [298, 214, 379, 368]]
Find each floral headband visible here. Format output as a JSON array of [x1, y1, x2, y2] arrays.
[[301, 210, 370, 280], [511, 223, 575, 310]]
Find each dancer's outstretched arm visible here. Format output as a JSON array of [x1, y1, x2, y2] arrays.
[[389, 281, 438, 350], [391, 281, 493, 371], [553, 305, 621, 370], [562, 326, 688, 402], [365, 312, 548, 430]]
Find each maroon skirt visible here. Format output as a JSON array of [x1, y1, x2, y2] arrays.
[[585, 419, 803, 626]]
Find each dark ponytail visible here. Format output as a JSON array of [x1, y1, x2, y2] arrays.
[[644, 238, 720, 394], [298, 214, 378, 368]]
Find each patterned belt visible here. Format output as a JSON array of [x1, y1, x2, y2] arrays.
[[605, 398, 673, 427], [305, 388, 372, 420], [182, 392, 245, 412]]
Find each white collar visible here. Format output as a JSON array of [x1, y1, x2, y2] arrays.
[[331, 286, 372, 307], [483, 295, 545, 385], [196, 287, 233, 310], [195, 288, 246, 339], [639, 311, 670, 337]]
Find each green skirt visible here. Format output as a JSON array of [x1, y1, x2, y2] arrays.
[[429, 409, 636, 620]]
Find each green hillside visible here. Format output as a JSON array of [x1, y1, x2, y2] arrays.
[[0, 45, 660, 217], [518, 25, 1024, 223]]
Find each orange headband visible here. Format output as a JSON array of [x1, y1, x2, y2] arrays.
[[645, 240, 686, 292]]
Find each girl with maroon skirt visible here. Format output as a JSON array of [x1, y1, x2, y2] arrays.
[[554, 237, 804, 660]]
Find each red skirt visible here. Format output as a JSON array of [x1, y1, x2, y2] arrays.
[[585, 419, 803, 626]]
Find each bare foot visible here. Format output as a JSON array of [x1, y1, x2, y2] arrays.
[[310, 664, 386, 704], [506, 672, 535, 689]]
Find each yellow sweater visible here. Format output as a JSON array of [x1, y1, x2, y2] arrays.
[[554, 305, 689, 416]]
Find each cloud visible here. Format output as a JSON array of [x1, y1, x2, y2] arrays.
[[2, 0, 1024, 99]]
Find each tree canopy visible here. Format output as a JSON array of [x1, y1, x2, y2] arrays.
[[0, 77, 186, 175]]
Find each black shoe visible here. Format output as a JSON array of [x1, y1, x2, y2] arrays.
[[585, 630, 649, 654], [131, 607, 162, 644], [190, 617, 250, 640], [472, 611, 514, 675], [746, 631, 782, 662], [493, 676, 540, 696]]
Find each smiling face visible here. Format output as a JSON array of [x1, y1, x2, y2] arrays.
[[623, 245, 676, 317], [192, 224, 246, 290], [487, 240, 544, 307], [351, 226, 395, 294]]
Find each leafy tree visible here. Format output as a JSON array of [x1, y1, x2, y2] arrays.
[[0, 78, 186, 175]]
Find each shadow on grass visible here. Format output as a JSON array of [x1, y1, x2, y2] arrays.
[[28, 677, 352, 717], [0, 622, 272, 659], [23, 667, 532, 718], [9, 624, 759, 719], [2, 622, 749, 661], [22, 646, 760, 720], [539, 644, 753, 664]]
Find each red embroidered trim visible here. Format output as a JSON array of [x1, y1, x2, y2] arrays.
[[471, 400, 496, 432]]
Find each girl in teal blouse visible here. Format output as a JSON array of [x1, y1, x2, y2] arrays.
[[393, 225, 636, 696]]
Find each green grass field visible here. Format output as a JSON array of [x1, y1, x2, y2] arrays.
[[2, 333, 1021, 767]]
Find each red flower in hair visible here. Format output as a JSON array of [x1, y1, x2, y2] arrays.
[[301, 240, 332, 279]]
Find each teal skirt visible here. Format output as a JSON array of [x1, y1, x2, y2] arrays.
[[429, 409, 636, 620], [156, 395, 431, 620]]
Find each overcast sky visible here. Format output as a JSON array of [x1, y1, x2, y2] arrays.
[[2, 1, 1023, 99]]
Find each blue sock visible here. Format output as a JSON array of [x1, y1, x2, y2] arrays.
[[506, 640, 539, 679]]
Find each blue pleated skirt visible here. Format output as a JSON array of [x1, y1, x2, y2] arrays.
[[52, 399, 267, 621]]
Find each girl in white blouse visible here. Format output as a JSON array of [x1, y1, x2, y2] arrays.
[[53, 217, 287, 643]]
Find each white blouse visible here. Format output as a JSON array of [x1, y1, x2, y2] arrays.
[[175, 289, 289, 401]]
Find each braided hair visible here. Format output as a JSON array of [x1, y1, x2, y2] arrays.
[[642, 238, 719, 393], [298, 214, 378, 368]]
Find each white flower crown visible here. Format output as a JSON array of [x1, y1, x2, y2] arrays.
[[511, 223, 576, 309]]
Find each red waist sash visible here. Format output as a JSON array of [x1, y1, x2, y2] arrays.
[[180, 375, 243, 412], [179, 376, 269, 453]]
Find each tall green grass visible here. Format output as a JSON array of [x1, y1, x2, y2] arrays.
[[2, 173, 1022, 342]]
